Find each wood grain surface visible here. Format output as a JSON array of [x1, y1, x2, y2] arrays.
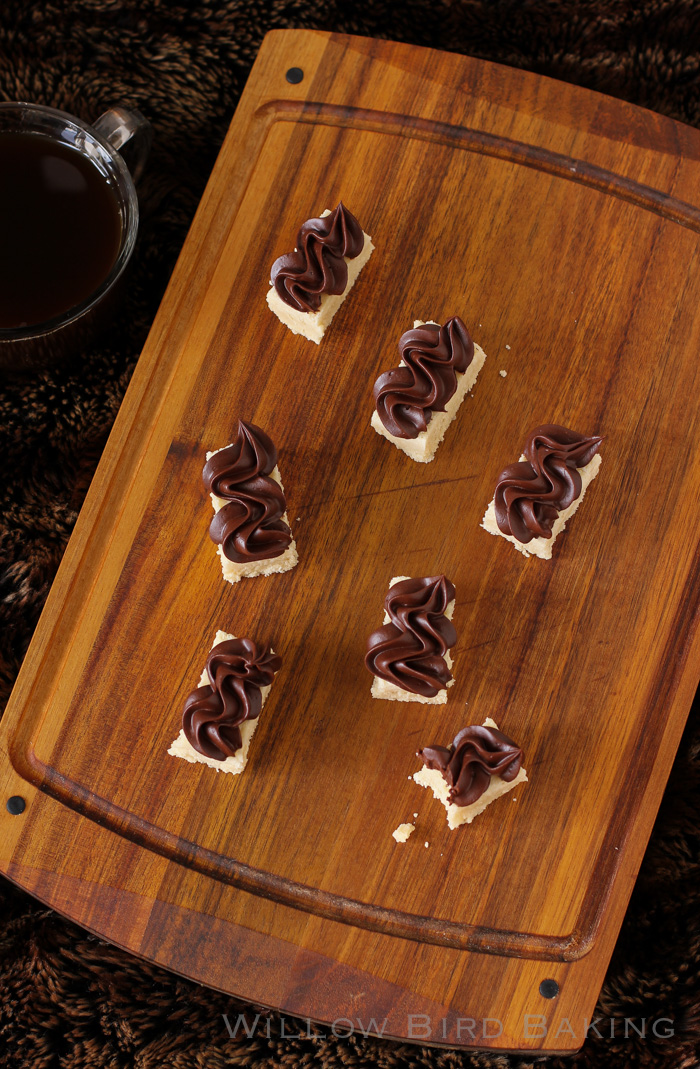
[[3, 29, 700, 1053]]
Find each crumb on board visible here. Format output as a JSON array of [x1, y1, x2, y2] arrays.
[[424, 841, 430, 848], [413, 812, 418, 818], [505, 344, 511, 350], [499, 370, 507, 378], [392, 823, 415, 843]]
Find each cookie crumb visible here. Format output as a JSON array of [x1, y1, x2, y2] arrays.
[[392, 823, 415, 843], [424, 841, 429, 848], [499, 370, 507, 378]]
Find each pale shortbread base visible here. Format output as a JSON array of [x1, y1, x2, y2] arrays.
[[206, 450, 298, 583], [392, 823, 416, 843], [372, 320, 487, 463], [266, 212, 374, 343], [168, 630, 273, 775], [481, 453, 602, 560], [413, 717, 528, 829], [371, 575, 455, 705]]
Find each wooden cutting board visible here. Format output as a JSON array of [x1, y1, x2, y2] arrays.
[[2, 29, 700, 1055]]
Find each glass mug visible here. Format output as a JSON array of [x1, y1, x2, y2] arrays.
[[0, 102, 152, 372]]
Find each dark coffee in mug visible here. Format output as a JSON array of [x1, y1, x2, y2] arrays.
[[0, 132, 123, 329]]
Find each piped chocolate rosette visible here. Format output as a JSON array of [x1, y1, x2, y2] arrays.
[[270, 202, 365, 313], [373, 317, 474, 439], [419, 725, 524, 807], [203, 420, 292, 564], [182, 638, 282, 761], [493, 424, 604, 544], [365, 575, 456, 699]]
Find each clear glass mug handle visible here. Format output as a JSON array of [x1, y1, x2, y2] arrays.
[[93, 106, 152, 183]]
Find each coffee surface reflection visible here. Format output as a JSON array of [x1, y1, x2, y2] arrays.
[[0, 133, 122, 330]]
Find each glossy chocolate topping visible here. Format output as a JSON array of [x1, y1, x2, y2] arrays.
[[373, 317, 474, 439], [203, 420, 292, 563], [493, 423, 603, 543], [183, 638, 282, 761], [270, 202, 365, 313], [202, 420, 277, 496], [419, 725, 523, 807], [365, 575, 456, 698]]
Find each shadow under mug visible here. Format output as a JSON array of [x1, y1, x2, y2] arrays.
[[0, 102, 151, 373]]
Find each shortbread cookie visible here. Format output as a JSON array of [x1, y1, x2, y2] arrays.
[[168, 630, 280, 775], [266, 203, 374, 343], [481, 424, 603, 559], [414, 718, 527, 829], [366, 575, 456, 704], [203, 420, 298, 583], [372, 317, 486, 463]]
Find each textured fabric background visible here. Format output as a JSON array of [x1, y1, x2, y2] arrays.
[[2, 2, 700, 1066]]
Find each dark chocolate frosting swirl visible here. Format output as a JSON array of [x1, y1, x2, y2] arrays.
[[373, 317, 474, 439], [202, 420, 277, 496], [270, 202, 365, 313], [494, 423, 603, 543], [365, 575, 456, 698], [183, 638, 282, 761], [202, 420, 292, 563], [209, 477, 290, 563], [419, 724, 523, 806]]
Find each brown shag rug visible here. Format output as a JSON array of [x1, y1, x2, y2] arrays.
[[2, 2, 700, 1066]]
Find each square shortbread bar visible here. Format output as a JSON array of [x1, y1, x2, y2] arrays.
[[371, 575, 455, 705], [266, 210, 374, 344], [207, 447, 298, 583], [413, 717, 528, 829], [371, 320, 487, 463], [168, 630, 273, 775], [481, 453, 602, 560]]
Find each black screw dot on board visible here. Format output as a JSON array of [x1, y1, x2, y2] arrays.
[[6, 795, 26, 815], [286, 67, 304, 84], [539, 979, 559, 999]]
